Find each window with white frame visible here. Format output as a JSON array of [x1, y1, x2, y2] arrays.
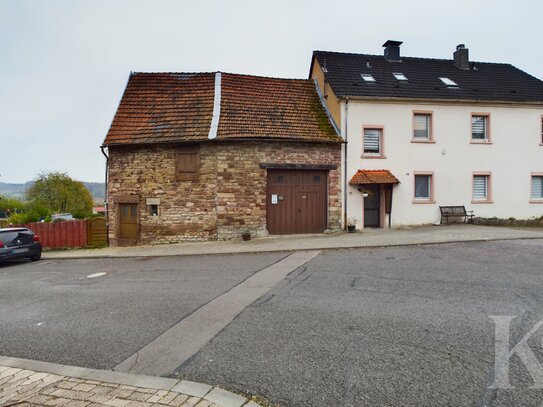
[[473, 175, 490, 200], [414, 174, 432, 200], [413, 113, 431, 140], [363, 128, 382, 155], [472, 115, 489, 141], [532, 175, 543, 200]]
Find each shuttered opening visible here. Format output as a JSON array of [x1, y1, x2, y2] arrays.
[[532, 176, 543, 199], [473, 175, 488, 200], [267, 170, 327, 234], [414, 114, 430, 139], [472, 116, 487, 140], [363, 129, 381, 154]]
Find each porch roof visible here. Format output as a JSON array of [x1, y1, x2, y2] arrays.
[[349, 169, 400, 185]]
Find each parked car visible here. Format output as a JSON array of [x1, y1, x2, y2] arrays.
[[0, 228, 42, 264]]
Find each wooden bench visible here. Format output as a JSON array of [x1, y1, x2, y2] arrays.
[[439, 206, 475, 224]]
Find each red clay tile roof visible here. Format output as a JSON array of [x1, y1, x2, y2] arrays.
[[103, 72, 341, 146], [349, 170, 400, 185], [105, 73, 215, 145]]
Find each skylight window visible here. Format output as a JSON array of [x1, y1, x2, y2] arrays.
[[393, 73, 408, 81], [361, 74, 376, 82], [439, 77, 458, 87]]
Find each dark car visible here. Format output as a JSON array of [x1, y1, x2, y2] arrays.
[[0, 228, 42, 264]]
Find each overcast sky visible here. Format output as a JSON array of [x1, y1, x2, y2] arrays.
[[1, 0, 542, 183]]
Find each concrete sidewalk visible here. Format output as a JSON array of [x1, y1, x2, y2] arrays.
[[43, 224, 543, 260], [0, 356, 261, 407]]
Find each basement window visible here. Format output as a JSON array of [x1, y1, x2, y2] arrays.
[[361, 74, 376, 82], [393, 73, 408, 81]]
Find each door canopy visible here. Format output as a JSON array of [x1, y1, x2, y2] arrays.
[[349, 169, 400, 185]]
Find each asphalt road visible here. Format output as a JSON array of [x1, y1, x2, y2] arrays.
[[0, 252, 287, 369], [2, 240, 543, 406], [175, 239, 543, 407]]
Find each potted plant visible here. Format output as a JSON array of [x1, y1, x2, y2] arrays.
[[347, 217, 358, 233], [241, 230, 251, 241]]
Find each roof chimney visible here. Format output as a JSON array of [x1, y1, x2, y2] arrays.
[[383, 40, 403, 62], [454, 44, 469, 70]]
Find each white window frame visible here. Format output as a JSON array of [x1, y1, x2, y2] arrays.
[[530, 173, 543, 202], [412, 111, 433, 142], [362, 126, 385, 158], [472, 173, 493, 203], [413, 172, 435, 203], [471, 113, 491, 143]]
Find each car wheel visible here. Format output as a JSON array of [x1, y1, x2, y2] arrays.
[[30, 254, 41, 262]]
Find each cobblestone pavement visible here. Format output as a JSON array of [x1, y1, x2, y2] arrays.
[[0, 364, 260, 407]]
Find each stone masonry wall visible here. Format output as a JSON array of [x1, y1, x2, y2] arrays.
[[107, 141, 341, 245]]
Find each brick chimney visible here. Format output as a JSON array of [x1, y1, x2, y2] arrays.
[[454, 44, 469, 70]]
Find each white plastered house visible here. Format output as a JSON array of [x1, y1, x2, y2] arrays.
[[310, 41, 543, 229]]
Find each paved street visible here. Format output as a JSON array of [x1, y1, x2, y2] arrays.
[[2, 240, 543, 406]]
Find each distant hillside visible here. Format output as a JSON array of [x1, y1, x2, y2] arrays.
[[0, 181, 105, 201]]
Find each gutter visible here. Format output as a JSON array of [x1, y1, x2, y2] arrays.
[[100, 145, 109, 247], [343, 98, 349, 230], [334, 94, 543, 107]]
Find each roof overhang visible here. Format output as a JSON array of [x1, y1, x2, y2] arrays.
[[333, 94, 543, 107], [349, 169, 400, 185]]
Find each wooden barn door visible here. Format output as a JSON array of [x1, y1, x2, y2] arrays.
[[267, 170, 327, 235]]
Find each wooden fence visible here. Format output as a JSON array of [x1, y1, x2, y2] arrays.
[[17, 218, 107, 249]]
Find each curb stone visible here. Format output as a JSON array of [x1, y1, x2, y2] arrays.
[[0, 355, 263, 407]]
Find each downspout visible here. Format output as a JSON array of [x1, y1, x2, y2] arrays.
[[343, 98, 349, 229], [100, 145, 109, 246]]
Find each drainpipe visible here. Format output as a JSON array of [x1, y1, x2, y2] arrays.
[[100, 145, 109, 246], [343, 99, 349, 229]]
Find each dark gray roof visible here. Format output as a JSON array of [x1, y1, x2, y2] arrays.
[[312, 51, 543, 104]]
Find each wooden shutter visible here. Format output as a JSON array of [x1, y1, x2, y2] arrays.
[[176, 146, 200, 180], [532, 176, 543, 199], [473, 175, 487, 199], [364, 129, 381, 154], [472, 116, 487, 140], [414, 114, 430, 139]]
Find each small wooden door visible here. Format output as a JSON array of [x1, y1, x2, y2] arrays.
[[119, 203, 138, 245], [364, 184, 381, 228], [295, 190, 324, 233]]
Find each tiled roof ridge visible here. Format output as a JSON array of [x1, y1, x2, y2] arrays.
[[131, 71, 314, 82], [313, 50, 515, 67]]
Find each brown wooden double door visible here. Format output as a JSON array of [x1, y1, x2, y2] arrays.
[[267, 170, 327, 234]]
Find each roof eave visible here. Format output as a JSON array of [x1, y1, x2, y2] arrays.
[[333, 94, 543, 106]]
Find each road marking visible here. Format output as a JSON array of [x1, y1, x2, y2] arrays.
[[114, 250, 321, 376], [86, 272, 106, 279]]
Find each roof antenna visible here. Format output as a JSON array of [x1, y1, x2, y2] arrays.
[[366, 60, 372, 69]]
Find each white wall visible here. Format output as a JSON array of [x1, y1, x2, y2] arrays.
[[344, 101, 543, 227]]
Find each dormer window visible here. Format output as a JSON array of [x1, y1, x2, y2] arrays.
[[439, 77, 458, 87], [361, 74, 376, 82], [393, 73, 408, 81]]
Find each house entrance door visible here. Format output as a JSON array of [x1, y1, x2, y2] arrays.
[[363, 184, 380, 228]]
